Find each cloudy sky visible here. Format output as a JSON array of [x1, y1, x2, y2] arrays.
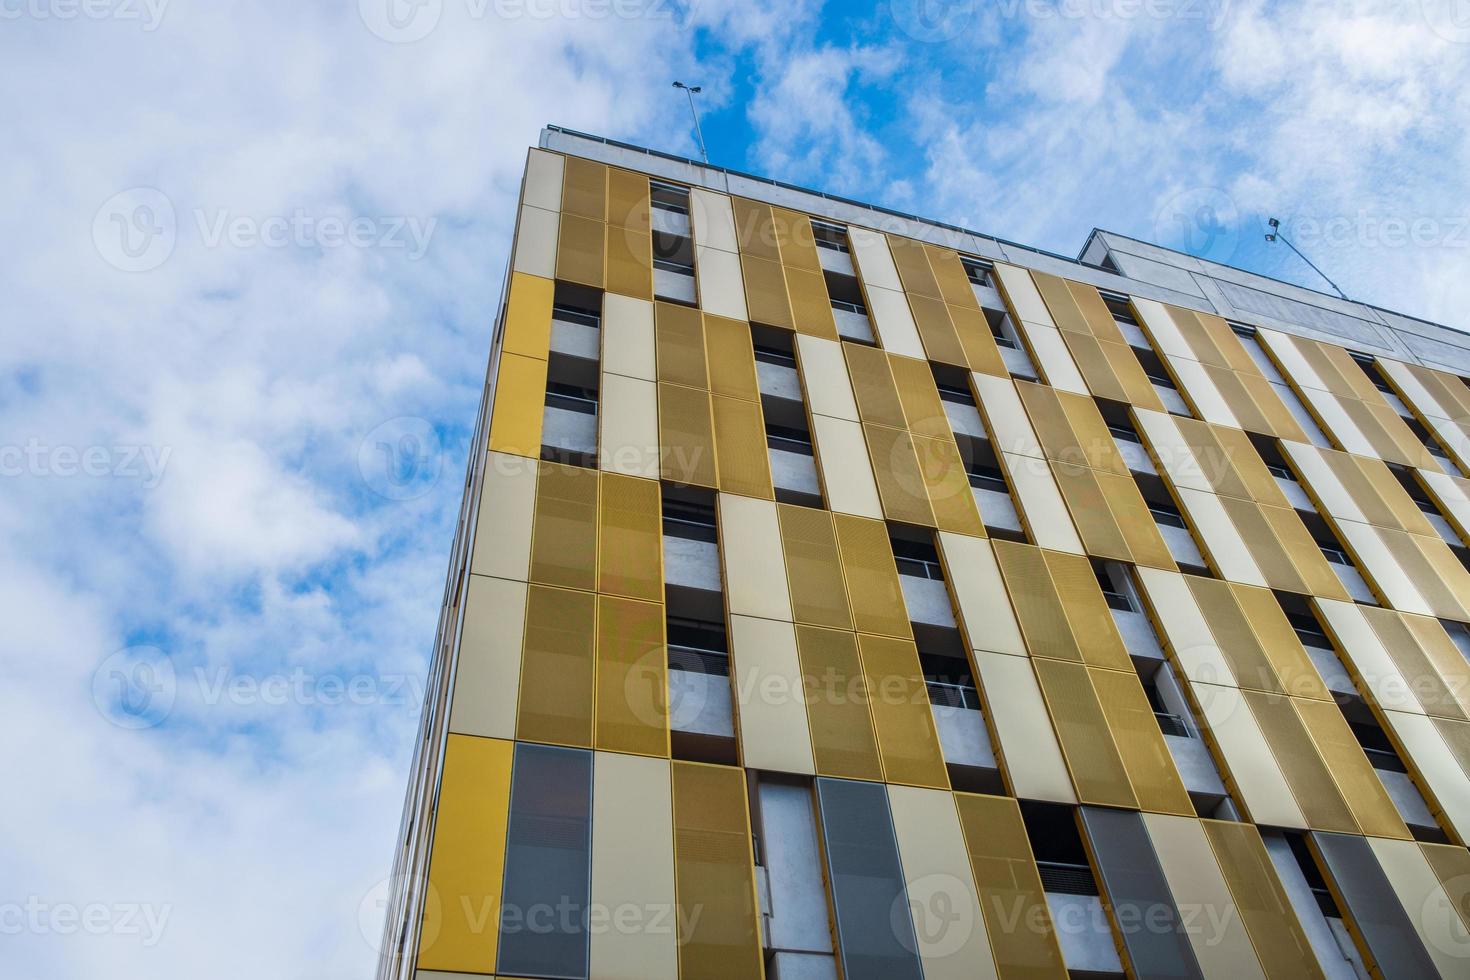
[[4, 0, 1468, 975]]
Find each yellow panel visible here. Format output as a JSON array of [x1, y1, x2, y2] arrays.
[[1091, 667, 1194, 815], [605, 225, 652, 300], [795, 624, 883, 780], [739, 254, 793, 329], [1219, 497, 1308, 594], [859, 633, 949, 788], [1403, 613, 1470, 719], [913, 434, 985, 536], [1191, 683, 1307, 828], [606, 168, 650, 230], [1102, 339, 1166, 411], [778, 504, 853, 630], [1097, 469, 1177, 570], [501, 272, 555, 359], [590, 753, 678, 980], [529, 461, 599, 592], [1262, 502, 1350, 600], [909, 293, 969, 367], [1015, 382, 1076, 465], [1364, 607, 1469, 721], [1202, 821, 1326, 980], [949, 302, 1009, 377], [972, 650, 1078, 803], [772, 207, 821, 272], [555, 212, 605, 288], [658, 383, 718, 488], [1242, 690, 1358, 833], [416, 734, 513, 974], [1044, 550, 1131, 671], [470, 452, 539, 581], [843, 342, 907, 428], [925, 244, 980, 309], [1190, 576, 1285, 693], [887, 785, 996, 980], [728, 615, 815, 775], [1214, 424, 1290, 507], [1050, 462, 1132, 561], [516, 584, 596, 747], [1293, 698, 1410, 839], [889, 353, 952, 439], [1062, 331, 1131, 403], [1032, 271, 1090, 335], [887, 235, 942, 297], [487, 352, 548, 458], [596, 595, 668, 757], [719, 493, 792, 622], [785, 266, 838, 339], [1032, 658, 1137, 808], [561, 156, 607, 219], [993, 540, 1081, 662], [655, 302, 708, 389], [1231, 583, 1331, 700], [704, 315, 760, 401], [597, 473, 662, 601], [671, 762, 764, 980], [1240, 371, 1309, 442], [712, 395, 774, 500], [1421, 842, 1470, 940], [833, 513, 912, 639], [955, 793, 1068, 980], [731, 197, 780, 261], [1142, 814, 1269, 980], [451, 576, 527, 740], [864, 423, 937, 527]]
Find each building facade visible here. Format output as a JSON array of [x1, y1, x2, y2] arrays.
[[377, 126, 1470, 980]]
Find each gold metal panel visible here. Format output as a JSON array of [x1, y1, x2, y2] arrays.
[[1102, 339, 1166, 411], [516, 584, 596, 747], [655, 301, 707, 389], [703, 315, 759, 401], [1004, 454, 1086, 555], [778, 504, 853, 630], [560, 156, 607, 218], [1217, 495, 1306, 594], [1172, 416, 1251, 500], [1032, 271, 1091, 335], [1045, 550, 1131, 671], [939, 532, 1027, 657], [1363, 607, 1468, 720], [859, 633, 950, 788], [596, 595, 668, 757], [730, 197, 780, 261], [889, 353, 951, 439], [1239, 371, 1309, 442], [1067, 279, 1128, 344], [1263, 502, 1350, 599], [865, 423, 937, 527], [1421, 842, 1470, 939], [1403, 613, 1470, 718], [712, 395, 774, 500], [502, 271, 555, 359], [772, 207, 821, 272], [972, 650, 1078, 803], [1032, 657, 1138, 808], [1062, 331, 1130, 404], [1231, 583, 1331, 700], [1193, 683, 1307, 828], [991, 262, 1054, 326], [739, 254, 793, 329], [887, 235, 942, 297], [1385, 710, 1470, 840], [1050, 462, 1132, 561], [955, 793, 1068, 980], [529, 461, 599, 591], [1098, 469, 1178, 570], [909, 293, 969, 366], [1410, 532, 1470, 620], [1293, 697, 1410, 840], [833, 513, 912, 638], [949, 302, 1009, 377], [1143, 814, 1268, 980], [1015, 381, 1077, 465], [1367, 836, 1468, 980], [1190, 576, 1286, 693], [416, 734, 513, 974], [1091, 667, 1194, 815], [786, 266, 838, 339], [913, 435, 985, 536], [606, 168, 650, 231], [795, 624, 883, 780], [924, 244, 980, 309], [1214, 424, 1290, 506], [1354, 453, 1437, 534], [843, 342, 907, 428], [605, 225, 652, 300], [487, 352, 548, 458], [597, 472, 662, 601], [1242, 690, 1359, 833], [658, 383, 718, 488], [994, 539, 1081, 662], [1202, 820, 1325, 980], [671, 762, 765, 980], [1058, 388, 1129, 474], [555, 212, 605, 288]]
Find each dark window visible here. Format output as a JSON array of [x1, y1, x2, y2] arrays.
[[653, 256, 695, 276], [551, 303, 601, 328], [891, 537, 944, 580], [766, 424, 814, 456], [830, 298, 867, 315], [967, 462, 1010, 493], [662, 499, 717, 542], [1093, 563, 1134, 611], [963, 261, 991, 286], [753, 344, 796, 367], [545, 382, 598, 415], [667, 616, 730, 676], [650, 180, 690, 214], [1320, 544, 1352, 566], [1108, 422, 1142, 444], [1149, 502, 1187, 528], [936, 383, 974, 406], [812, 220, 850, 253], [1146, 371, 1178, 390], [1266, 462, 1294, 480], [497, 744, 593, 979]]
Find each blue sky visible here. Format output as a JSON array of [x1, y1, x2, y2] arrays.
[[3, 0, 1469, 976]]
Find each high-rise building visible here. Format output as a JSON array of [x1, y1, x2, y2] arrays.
[[378, 126, 1470, 980]]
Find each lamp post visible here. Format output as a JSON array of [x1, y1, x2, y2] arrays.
[[672, 81, 708, 165]]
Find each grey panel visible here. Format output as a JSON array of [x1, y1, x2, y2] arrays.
[[498, 743, 593, 980], [1310, 831, 1440, 980], [815, 778, 924, 980], [1078, 806, 1204, 980]]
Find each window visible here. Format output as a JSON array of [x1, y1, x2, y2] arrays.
[[1286, 611, 1331, 649], [551, 302, 600, 328], [967, 462, 1009, 494], [830, 297, 867, 315], [662, 498, 717, 542], [1107, 422, 1142, 444], [653, 255, 695, 276], [987, 311, 1019, 349], [1229, 323, 1257, 339], [545, 381, 598, 415], [1093, 562, 1134, 612], [667, 616, 729, 675], [1320, 544, 1352, 566], [1146, 370, 1178, 390], [811, 220, 850, 253], [962, 259, 991, 286], [891, 537, 944, 580], [650, 179, 690, 214], [753, 343, 796, 367], [1149, 501, 1187, 528], [766, 423, 814, 456], [1102, 293, 1137, 325], [1266, 462, 1294, 480], [936, 382, 974, 406]]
